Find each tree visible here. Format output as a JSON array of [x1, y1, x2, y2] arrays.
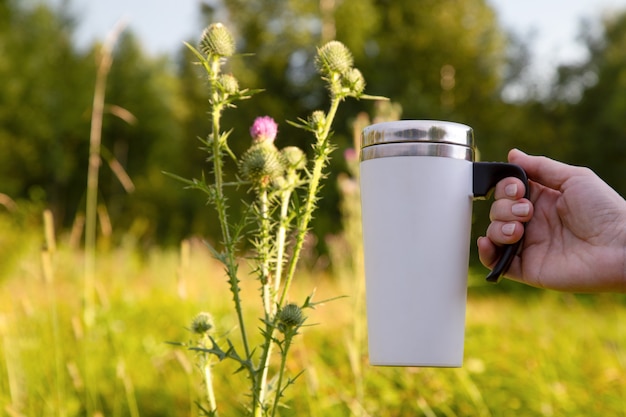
[[0, 1, 189, 245], [0, 0, 93, 221], [98, 31, 186, 243], [555, 10, 626, 195]]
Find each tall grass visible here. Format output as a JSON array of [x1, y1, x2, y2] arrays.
[[0, 211, 624, 416]]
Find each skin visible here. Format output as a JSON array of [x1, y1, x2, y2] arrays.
[[477, 149, 626, 293]]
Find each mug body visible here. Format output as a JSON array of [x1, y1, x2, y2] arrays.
[[360, 155, 472, 366], [360, 120, 475, 367]]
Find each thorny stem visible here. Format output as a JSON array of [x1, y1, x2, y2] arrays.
[[273, 187, 293, 304], [256, 187, 273, 416], [256, 97, 340, 415], [256, 337, 273, 416], [259, 188, 272, 318], [256, 184, 294, 416], [279, 96, 341, 306], [254, 97, 341, 415], [271, 333, 295, 417], [207, 54, 252, 365]]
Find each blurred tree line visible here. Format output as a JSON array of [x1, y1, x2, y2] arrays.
[[2, 0, 626, 257]]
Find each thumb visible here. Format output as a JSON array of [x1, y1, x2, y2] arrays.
[[508, 149, 578, 191]]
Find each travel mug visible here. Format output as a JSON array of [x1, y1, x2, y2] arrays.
[[360, 120, 528, 367]]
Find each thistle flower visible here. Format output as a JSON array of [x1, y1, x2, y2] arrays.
[[191, 312, 214, 336], [277, 303, 305, 332], [250, 116, 278, 144], [239, 144, 284, 187], [281, 146, 306, 171], [315, 41, 354, 77], [199, 23, 235, 58]]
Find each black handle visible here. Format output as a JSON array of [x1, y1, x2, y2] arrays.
[[473, 162, 530, 283]]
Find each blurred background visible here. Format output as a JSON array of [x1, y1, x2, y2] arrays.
[[3, 0, 626, 254]]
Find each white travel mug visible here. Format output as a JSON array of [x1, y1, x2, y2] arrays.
[[360, 120, 528, 367]]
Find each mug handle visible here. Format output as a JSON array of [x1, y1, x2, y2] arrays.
[[473, 162, 530, 283]]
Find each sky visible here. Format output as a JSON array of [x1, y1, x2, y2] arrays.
[[46, 0, 626, 73]]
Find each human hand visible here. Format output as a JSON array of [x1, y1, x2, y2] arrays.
[[478, 149, 626, 293]]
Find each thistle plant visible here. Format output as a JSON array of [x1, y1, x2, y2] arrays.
[[169, 23, 385, 416]]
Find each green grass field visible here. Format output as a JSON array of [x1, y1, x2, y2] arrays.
[[1, 214, 625, 416]]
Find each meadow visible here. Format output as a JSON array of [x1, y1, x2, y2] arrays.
[[0, 210, 625, 417]]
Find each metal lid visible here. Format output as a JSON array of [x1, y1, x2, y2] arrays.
[[361, 120, 474, 149]]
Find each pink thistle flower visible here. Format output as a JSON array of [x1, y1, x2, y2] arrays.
[[250, 116, 278, 144]]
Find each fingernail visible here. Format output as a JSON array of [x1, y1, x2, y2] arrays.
[[512, 203, 530, 216], [505, 183, 517, 197], [502, 223, 516, 236]]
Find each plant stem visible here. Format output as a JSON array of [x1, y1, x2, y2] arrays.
[[256, 97, 342, 416], [255, 182, 297, 417], [270, 334, 295, 417], [257, 97, 340, 415], [273, 187, 293, 304], [279, 97, 341, 306], [259, 188, 272, 318], [203, 357, 218, 416], [82, 22, 126, 417], [256, 336, 273, 417], [208, 60, 251, 363], [256, 187, 274, 416], [254, 97, 343, 416], [84, 27, 113, 327]]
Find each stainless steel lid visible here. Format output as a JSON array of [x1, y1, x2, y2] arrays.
[[360, 120, 475, 161]]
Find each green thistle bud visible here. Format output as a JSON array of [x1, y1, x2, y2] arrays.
[[190, 312, 214, 335], [218, 73, 239, 95], [315, 41, 354, 77], [239, 144, 285, 186], [308, 110, 326, 133], [343, 68, 366, 96], [277, 303, 305, 332], [199, 23, 235, 58], [281, 146, 306, 171]]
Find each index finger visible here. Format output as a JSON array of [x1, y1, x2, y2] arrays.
[[493, 177, 527, 200], [508, 149, 581, 191]]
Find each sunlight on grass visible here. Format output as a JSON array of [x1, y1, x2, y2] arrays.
[[0, 216, 624, 416]]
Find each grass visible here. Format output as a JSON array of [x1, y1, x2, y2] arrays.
[[0, 213, 625, 416]]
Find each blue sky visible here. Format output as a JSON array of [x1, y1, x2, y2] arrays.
[[46, 0, 626, 72]]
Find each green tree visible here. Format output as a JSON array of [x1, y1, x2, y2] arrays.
[[354, 0, 506, 122], [0, 0, 189, 245], [0, 0, 93, 221], [99, 31, 186, 243], [555, 10, 626, 195]]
